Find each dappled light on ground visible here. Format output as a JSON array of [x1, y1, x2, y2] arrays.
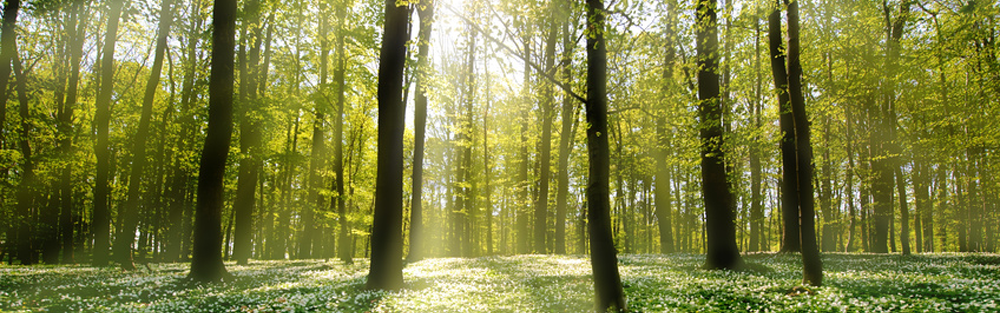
[[2, 253, 998, 312]]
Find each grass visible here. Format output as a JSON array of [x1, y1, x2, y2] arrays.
[[2, 253, 999, 312]]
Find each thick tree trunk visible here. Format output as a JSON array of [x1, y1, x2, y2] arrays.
[[114, 0, 174, 270], [699, 0, 743, 271], [407, 0, 434, 263], [585, 0, 627, 310], [0, 0, 20, 138], [188, 0, 237, 282], [365, 0, 408, 291], [786, 0, 823, 286], [92, 0, 125, 267]]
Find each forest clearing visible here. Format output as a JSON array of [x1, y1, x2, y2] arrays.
[[3, 253, 1000, 312]]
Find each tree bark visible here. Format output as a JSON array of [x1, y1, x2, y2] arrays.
[[188, 0, 237, 282], [699, 0, 743, 271], [786, 0, 823, 286], [0, 0, 20, 141], [585, 0, 626, 311], [365, 0, 408, 291]]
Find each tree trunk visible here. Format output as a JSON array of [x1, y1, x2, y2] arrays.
[[655, 0, 678, 254], [14, 51, 35, 265], [365, 0, 408, 291], [334, 6, 351, 264], [786, 0, 823, 286], [768, 0, 800, 254], [0, 0, 20, 140], [114, 0, 174, 270], [553, 0, 575, 255], [59, 0, 87, 264], [749, 13, 763, 253], [699, 0, 743, 271], [407, 0, 434, 263], [535, 6, 557, 254], [92, 0, 126, 267], [188, 0, 237, 282], [233, 0, 264, 266], [585, 0, 627, 311], [516, 24, 532, 255]]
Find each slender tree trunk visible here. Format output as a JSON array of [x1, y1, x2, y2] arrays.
[[749, 13, 763, 253], [365, 0, 408, 291], [188, 0, 237, 282], [655, 0, 678, 254], [535, 6, 557, 254], [233, 0, 264, 266], [845, 109, 857, 252], [553, 0, 575, 255], [59, 0, 86, 264], [516, 24, 532, 255], [114, 0, 174, 270], [92, 0, 126, 267], [406, 0, 434, 263], [786, 0, 822, 286], [585, 0, 627, 310], [916, 160, 934, 252], [699, 0, 743, 271], [768, 0, 800, 253], [334, 7, 351, 264]]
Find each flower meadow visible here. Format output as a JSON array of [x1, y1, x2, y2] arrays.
[[1, 253, 998, 312]]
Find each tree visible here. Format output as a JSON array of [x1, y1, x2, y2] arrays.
[[534, 0, 559, 255], [334, 3, 351, 264], [58, 0, 87, 265], [584, 0, 627, 311], [113, 0, 174, 271], [655, 0, 678, 254], [553, 0, 576, 255], [698, 0, 743, 271], [786, 0, 823, 286], [188, 0, 238, 283], [233, 0, 264, 266], [767, 0, 800, 254], [92, 0, 126, 267], [0, 0, 19, 144], [365, 0, 408, 291]]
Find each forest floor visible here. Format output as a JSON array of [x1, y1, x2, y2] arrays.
[[1, 253, 999, 312]]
